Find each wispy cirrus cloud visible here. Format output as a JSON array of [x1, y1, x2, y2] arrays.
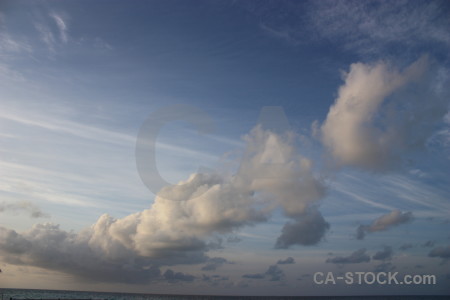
[[50, 12, 68, 44], [0, 32, 33, 57], [0, 32, 32, 81], [34, 22, 57, 52], [33, 12, 69, 52], [1, 4, 112, 61], [0, 161, 106, 208], [0, 100, 240, 219], [380, 174, 450, 213], [0, 201, 49, 218], [244, 0, 450, 60], [306, 0, 450, 58], [0, 108, 222, 161]]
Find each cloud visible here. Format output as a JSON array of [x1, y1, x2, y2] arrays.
[[226, 236, 241, 243], [372, 246, 393, 261], [237, 126, 326, 218], [428, 111, 450, 157], [0, 126, 327, 283], [277, 257, 295, 265], [241, 1, 450, 60], [50, 12, 68, 44], [399, 243, 414, 251], [320, 56, 448, 171], [275, 209, 329, 248], [202, 274, 229, 286], [0, 32, 32, 56], [415, 264, 424, 269], [259, 22, 299, 45], [202, 274, 229, 281], [0, 223, 162, 284], [242, 273, 265, 280], [422, 240, 435, 248], [201, 257, 231, 271], [33, 12, 69, 52], [428, 246, 450, 259], [307, 0, 450, 57], [242, 265, 285, 282], [163, 269, 195, 283], [356, 210, 413, 240], [34, 21, 57, 52], [326, 248, 370, 264], [265, 265, 285, 282], [0, 201, 49, 218], [374, 262, 395, 272]]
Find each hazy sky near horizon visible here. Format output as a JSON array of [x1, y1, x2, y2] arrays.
[[1, 0, 450, 296]]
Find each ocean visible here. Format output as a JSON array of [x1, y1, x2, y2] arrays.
[[0, 289, 448, 300]]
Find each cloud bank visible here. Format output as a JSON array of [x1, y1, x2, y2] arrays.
[[0, 126, 327, 283]]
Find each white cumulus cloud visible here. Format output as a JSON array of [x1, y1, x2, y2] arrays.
[[320, 56, 448, 171]]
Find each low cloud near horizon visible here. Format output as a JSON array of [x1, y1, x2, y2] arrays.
[[277, 257, 295, 265], [326, 248, 371, 264], [0, 125, 328, 283]]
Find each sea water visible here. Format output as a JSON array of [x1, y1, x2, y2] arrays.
[[0, 289, 447, 300]]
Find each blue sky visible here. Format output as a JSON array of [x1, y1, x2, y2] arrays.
[[1, 0, 450, 296]]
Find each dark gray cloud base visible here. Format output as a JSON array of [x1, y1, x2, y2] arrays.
[[242, 264, 285, 282], [277, 257, 295, 265], [372, 246, 393, 261], [326, 248, 370, 264], [428, 246, 450, 259], [275, 209, 329, 248]]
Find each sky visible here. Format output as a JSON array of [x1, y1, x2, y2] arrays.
[[0, 0, 450, 296]]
